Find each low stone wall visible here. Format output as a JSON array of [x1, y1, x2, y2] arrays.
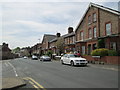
[[83, 56, 120, 65]]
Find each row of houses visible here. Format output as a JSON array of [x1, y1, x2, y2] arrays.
[[31, 3, 120, 56], [0, 43, 19, 60]]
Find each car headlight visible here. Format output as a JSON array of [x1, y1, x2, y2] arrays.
[[75, 60, 80, 62]]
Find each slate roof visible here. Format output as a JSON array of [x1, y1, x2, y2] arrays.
[[62, 32, 75, 38], [42, 34, 57, 43], [49, 38, 57, 43]]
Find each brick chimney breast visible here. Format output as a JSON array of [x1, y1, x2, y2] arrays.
[[68, 27, 73, 33]]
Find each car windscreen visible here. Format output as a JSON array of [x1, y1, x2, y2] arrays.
[[43, 56, 50, 58], [69, 54, 78, 57]]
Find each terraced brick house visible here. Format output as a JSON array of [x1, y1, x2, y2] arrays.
[[31, 43, 42, 56], [63, 27, 75, 53], [75, 3, 120, 55], [41, 34, 57, 54], [49, 33, 61, 54], [1, 43, 14, 60]]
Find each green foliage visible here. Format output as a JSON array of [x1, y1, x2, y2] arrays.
[[91, 48, 119, 56], [46, 50, 53, 57], [108, 50, 118, 56], [12, 47, 20, 53], [91, 48, 109, 56], [56, 37, 64, 55], [98, 39, 105, 48]]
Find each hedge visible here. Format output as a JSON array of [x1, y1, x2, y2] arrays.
[[91, 48, 118, 56]]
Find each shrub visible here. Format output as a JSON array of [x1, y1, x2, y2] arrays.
[[108, 50, 118, 56], [98, 39, 105, 48], [46, 50, 53, 57], [91, 48, 109, 56]]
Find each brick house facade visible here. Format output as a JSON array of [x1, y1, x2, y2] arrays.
[[31, 43, 42, 56], [41, 34, 56, 54], [75, 3, 120, 55], [63, 27, 75, 53], [1, 43, 15, 60]]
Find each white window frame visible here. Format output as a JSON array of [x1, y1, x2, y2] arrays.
[[88, 15, 92, 24], [88, 29, 92, 39], [80, 31, 83, 40], [106, 23, 111, 35], [93, 27, 97, 38], [110, 42, 116, 50], [93, 13, 97, 22], [82, 46, 85, 55]]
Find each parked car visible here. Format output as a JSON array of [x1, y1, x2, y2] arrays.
[[40, 55, 51, 61], [32, 55, 38, 60], [23, 56, 28, 59], [60, 54, 88, 66]]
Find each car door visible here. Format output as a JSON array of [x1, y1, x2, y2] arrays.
[[66, 54, 71, 64], [62, 54, 67, 64]]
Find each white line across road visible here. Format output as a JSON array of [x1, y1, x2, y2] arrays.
[[7, 62, 18, 77], [5, 62, 9, 67]]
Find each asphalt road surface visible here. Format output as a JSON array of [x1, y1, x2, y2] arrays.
[[1, 58, 119, 89]]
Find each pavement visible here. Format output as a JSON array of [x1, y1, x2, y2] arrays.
[[88, 62, 119, 71], [2, 77, 26, 90]]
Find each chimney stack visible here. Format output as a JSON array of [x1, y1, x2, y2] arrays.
[[68, 27, 73, 33], [56, 33, 61, 37]]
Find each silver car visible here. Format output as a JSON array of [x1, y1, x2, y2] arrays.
[[40, 55, 51, 61]]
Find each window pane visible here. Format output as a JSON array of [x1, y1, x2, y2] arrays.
[[89, 29, 92, 38], [93, 13, 96, 22], [88, 15, 91, 24], [80, 32, 83, 40], [106, 23, 111, 35], [93, 27, 97, 38]]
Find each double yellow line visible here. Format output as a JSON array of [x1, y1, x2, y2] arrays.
[[23, 77, 46, 90]]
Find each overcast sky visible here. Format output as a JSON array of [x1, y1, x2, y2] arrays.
[[0, 0, 119, 49]]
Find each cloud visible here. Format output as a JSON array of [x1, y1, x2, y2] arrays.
[[0, 0, 120, 2], [1, 2, 119, 49]]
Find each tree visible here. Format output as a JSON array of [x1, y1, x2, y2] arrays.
[[56, 37, 64, 55], [12, 47, 20, 53]]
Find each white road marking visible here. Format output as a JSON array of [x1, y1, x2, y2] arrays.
[[7, 62, 18, 77], [5, 63, 8, 67]]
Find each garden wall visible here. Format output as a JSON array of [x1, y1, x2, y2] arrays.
[[83, 56, 120, 65]]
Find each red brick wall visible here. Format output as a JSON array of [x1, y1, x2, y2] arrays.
[[83, 56, 120, 65], [99, 9, 119, 37]]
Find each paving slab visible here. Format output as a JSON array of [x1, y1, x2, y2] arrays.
[[2, 77, 26, 89]]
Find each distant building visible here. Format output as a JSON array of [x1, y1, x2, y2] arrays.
[[49, 33, 61, 54], [31, 43, 42, 56], [0, 43, 14, 60], [63, 27, 75, 53], [41, 34, 57, 54]]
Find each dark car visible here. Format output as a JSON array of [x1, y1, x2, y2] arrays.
[[40, 56, 51, 61]]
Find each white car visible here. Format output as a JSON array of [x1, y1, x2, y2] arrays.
[[23, 56, 28, 59], [32, 55, 38, 60], [60, 54, 88, 66]]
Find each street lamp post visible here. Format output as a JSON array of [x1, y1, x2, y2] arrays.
[[38, 39, 41, 58]]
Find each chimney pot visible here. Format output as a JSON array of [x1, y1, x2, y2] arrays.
[[68, 27, 73, 33], [56, 33, 61, 37]]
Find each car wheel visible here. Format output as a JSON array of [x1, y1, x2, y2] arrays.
[[70, 61, 74, 66], [61, 60, 64, 64]]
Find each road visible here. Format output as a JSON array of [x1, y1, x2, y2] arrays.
[[1, 58, 119, 89]]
